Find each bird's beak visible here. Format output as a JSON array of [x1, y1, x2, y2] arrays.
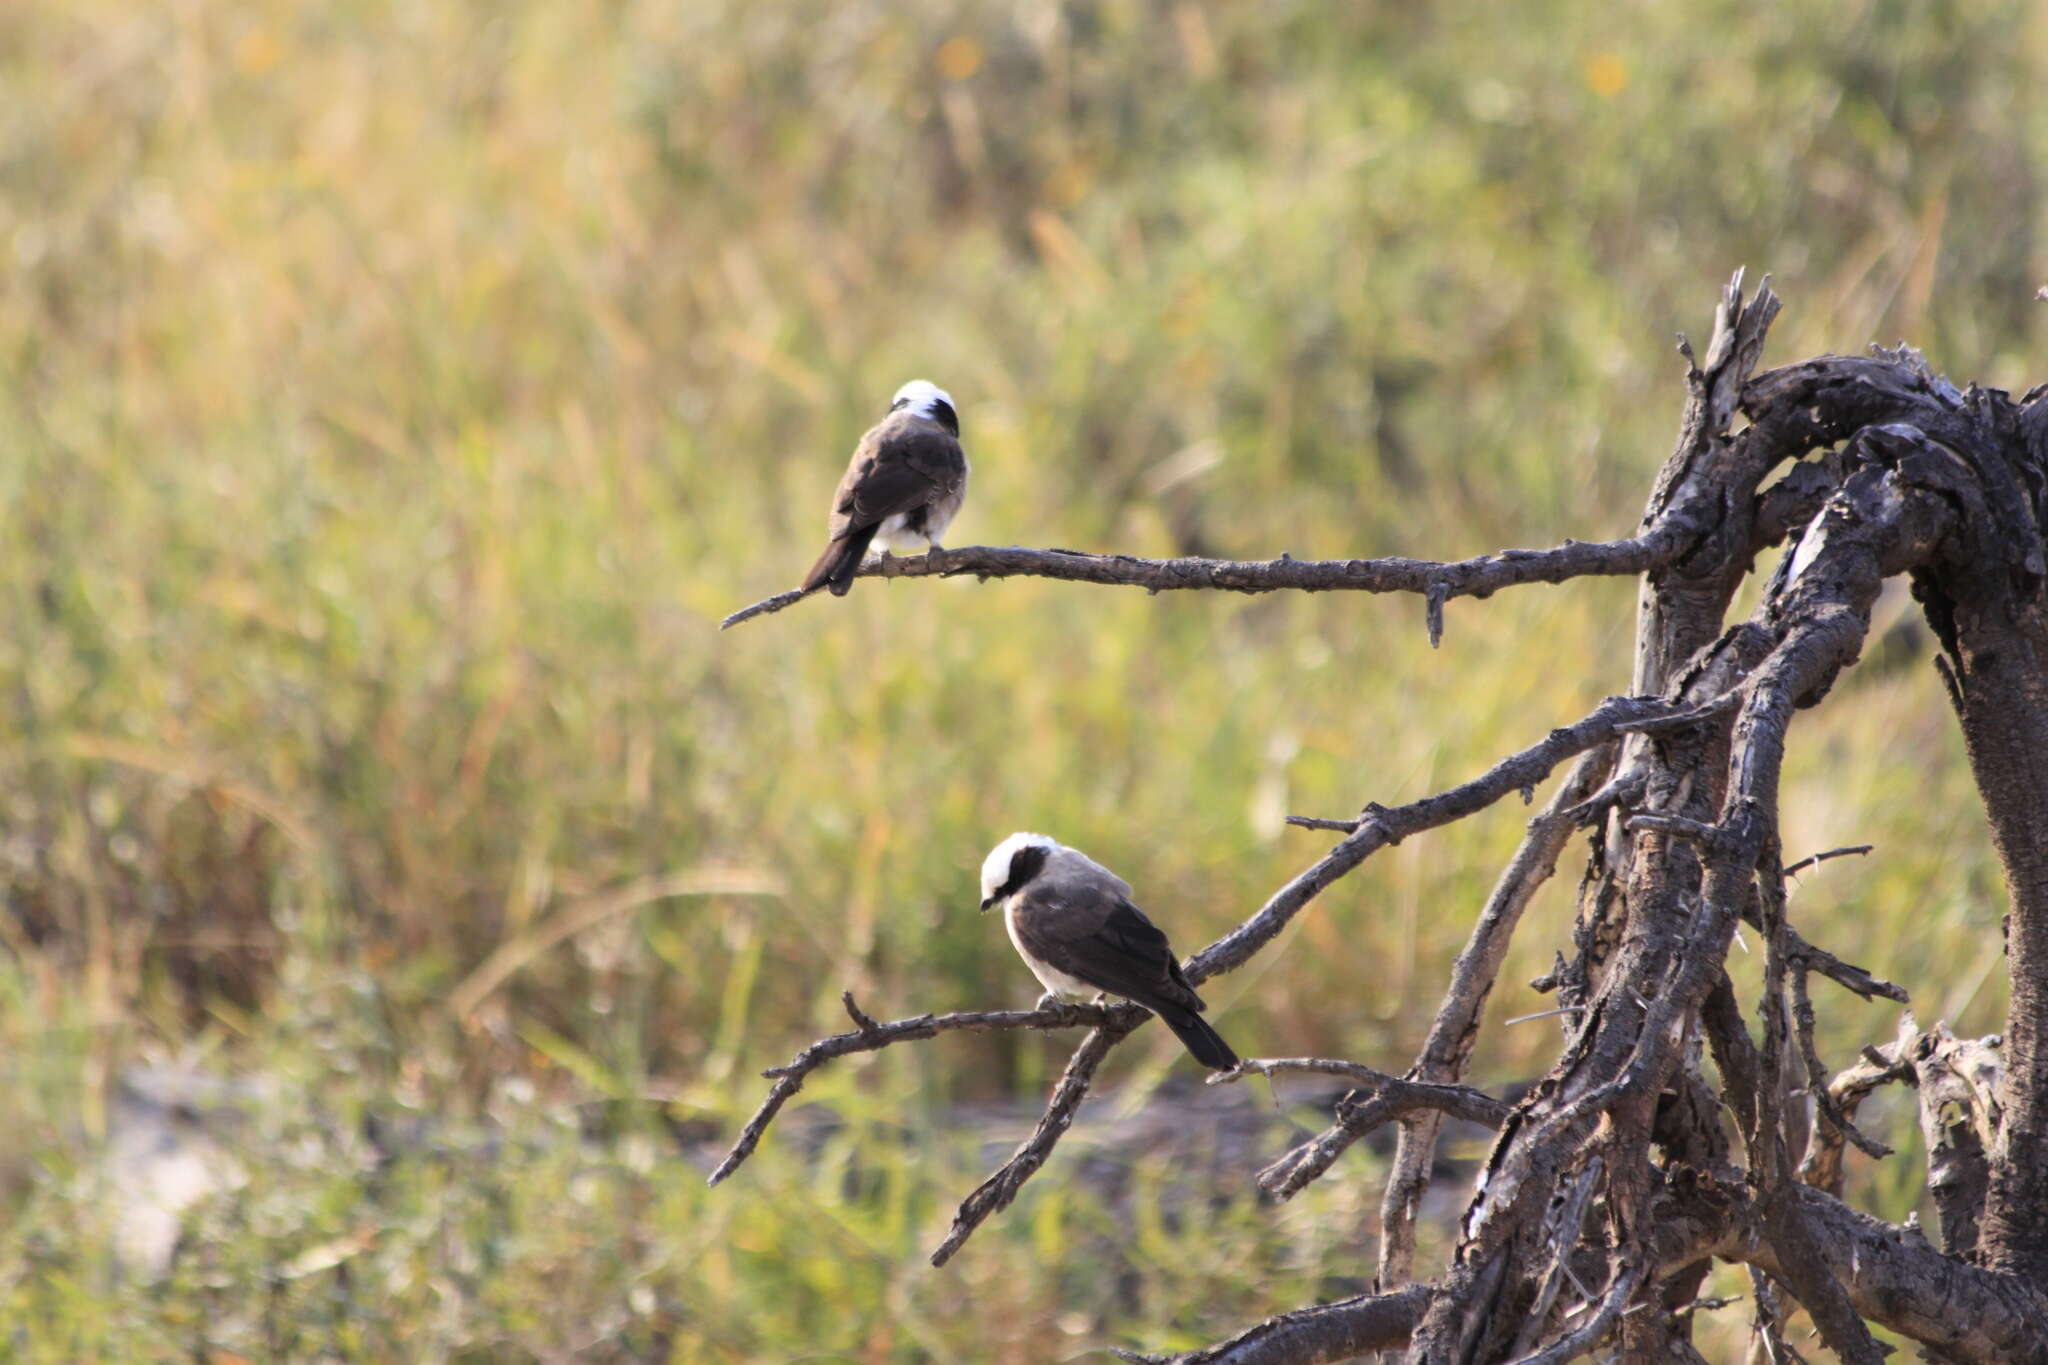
[[979, 894, 996, 912]]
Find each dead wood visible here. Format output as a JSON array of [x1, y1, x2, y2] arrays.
[[714, 274, 2048, 1363]]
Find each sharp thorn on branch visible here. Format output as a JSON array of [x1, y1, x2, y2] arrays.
[[1504, 1005, 1582, 1026]]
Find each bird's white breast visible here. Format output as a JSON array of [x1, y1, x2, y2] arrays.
[[1004, 897, 1094, 998]]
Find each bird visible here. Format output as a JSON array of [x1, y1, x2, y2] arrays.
[[801, 380, 969, 597], [978, 832, 1239, 1070]]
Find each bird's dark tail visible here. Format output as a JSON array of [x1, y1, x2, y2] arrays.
[[1155, 1004, 1239, 1071], [801, 522, 880, 597]]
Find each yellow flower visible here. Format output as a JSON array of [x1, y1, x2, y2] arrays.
[[1584, 52, 1629, 98], [936, 36, 983, 81]]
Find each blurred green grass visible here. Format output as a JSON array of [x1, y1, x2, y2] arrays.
[[0, 0, 2041, 1358]]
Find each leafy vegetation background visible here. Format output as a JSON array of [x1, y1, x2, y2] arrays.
[[0, 0, 2041, 1359]]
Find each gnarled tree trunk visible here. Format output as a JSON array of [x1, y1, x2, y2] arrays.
[[717, 275, 2048, 1364]]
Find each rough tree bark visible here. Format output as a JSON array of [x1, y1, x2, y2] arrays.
[[714, 274, 2048, 1363]]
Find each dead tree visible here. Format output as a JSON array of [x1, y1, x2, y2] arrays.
[[713, 274, 2048, 1363]]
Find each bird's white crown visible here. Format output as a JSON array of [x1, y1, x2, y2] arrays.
[[980, 831, 1058, 903], [890, 379, 956, 422]]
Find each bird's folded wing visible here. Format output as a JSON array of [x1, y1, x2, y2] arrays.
[[1011, 886, 1204, 1014], [832, 432, 960, 530]]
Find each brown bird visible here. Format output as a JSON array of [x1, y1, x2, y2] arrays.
[[978, 832, 1239, 1070], [801, 380, 969, 597]]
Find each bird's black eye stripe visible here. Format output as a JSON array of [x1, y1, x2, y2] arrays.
[[930, 399, 959, 437], [1006, 844, 1049, 896], [889, 397, 911, 411], [986, 844, 1049, 905]]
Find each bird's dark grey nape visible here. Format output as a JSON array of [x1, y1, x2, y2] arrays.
[[977, 832, 1238, 1070], [801, 380, 969, 598]]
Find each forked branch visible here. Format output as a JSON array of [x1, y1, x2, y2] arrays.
[[705, 991, 1121, 1186], [713, 694, 1727, 1261], [1211, 1059, 1509, 1201]]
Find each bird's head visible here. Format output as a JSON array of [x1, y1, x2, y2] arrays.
[[979, 831, 1057, 911], [889, 379, 959, 437]]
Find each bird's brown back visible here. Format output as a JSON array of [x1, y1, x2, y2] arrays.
[[824, 411, 967, 540]]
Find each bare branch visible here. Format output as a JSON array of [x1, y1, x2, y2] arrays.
[[1755, 850, 1889, 1365], [719, 585, 813, 629], [1135, 1285, 1433, 1365], [1784, 929, 1908, 1003], [930, 1018, 1137, 1265], [1213, 692, 1720, 984], [705, 992, 1122, 1186], [1210, 1057, 1511, 1127], [719, 527, 1696, 630], [1729, 856, 1905, 1001], [1507, 1261, 1642, 1365], [1755, 458, 1845, 552], [1783, 843, 1874, 878], [1791, 963, 1893, 1162], [1161, 1148, 2048, 1365], [717, 694, 1720, 1260], [1810, 1015, 1916, 1195], [1748, 1268, 1809, 1365], [1734, 1181, 2048, 1365], [716, 696, 1708, 1239], [1800, 1015, 1917, 1194], [1236, 1064, 1509, 1203], [1508, 1156, 1607, 1359], [712, 281, 2048, 1365], [1381, 747, 1616, 1286]]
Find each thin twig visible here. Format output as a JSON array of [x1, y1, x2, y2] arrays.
[[1507, 1261, 1643, 1365], [706, 992, 1122, 1186], [1749, 1268, 1809, 1365], [1510, 1157, 1607, 1358], [1755, 843, 1797, 1185], [1783, 929, 1909, 1003], [1380, 749, 1615, 1284], [1280, 815, 1358, 833], [1799, 1016, 1916, 1193], [1213, 1057, 1507, 1125], [930, 1019, 1135, 1265], [1229, 692, 1720, 978], [1791, 964, 1892, 1161], [1783, 844, 1874, 878], [1503, 1005, 1582, 1026], [1252, 1069, 1509, 1202]]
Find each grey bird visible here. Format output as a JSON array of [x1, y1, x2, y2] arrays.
[[978, 832, 1239, 1070], [801, 380, 969, 597]]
